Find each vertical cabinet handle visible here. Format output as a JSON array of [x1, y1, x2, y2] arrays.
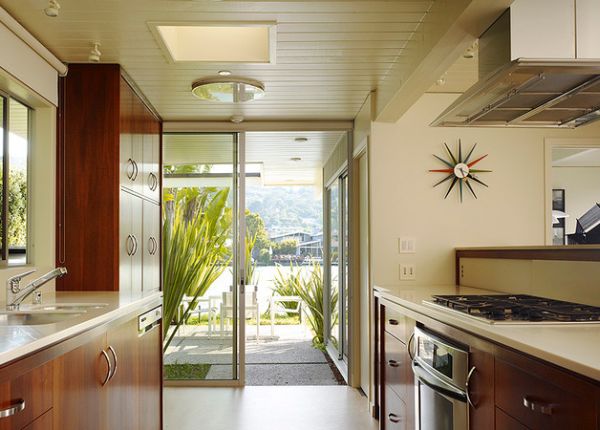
[[132, 235, 138, 256], [148, 172, 159, 191], [101, 349, 112, 386], [407, 332, 415, 361], [0, 400, 25, 418], [107, 345, 118, 382], [132, 160, 139, 181], [465, 366, 477, 408], [148, 237, 158, 255], [126, 158, 135, 180], [126, 235, 134, 256]]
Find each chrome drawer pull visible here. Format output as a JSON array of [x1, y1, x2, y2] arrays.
[[388, 319, 399, 326], [101, 349, 112, 386], [0, 400, 25, 418], [523, 396, 556, 416], [388, 360, 400, 368], [107, 345, 118, 381], [388, 413, 402, 423]]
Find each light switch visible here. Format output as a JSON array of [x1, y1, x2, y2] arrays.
[[400, 263, 416, 280], [399, 238, 416, 254]]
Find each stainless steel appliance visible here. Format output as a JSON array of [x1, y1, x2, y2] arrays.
[[139, 306, 162, 334], [423, 294, 600, 325], [412, 327, 474, 430]]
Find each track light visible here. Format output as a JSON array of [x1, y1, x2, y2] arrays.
[[89, 43, 102, 63], [44, 0, 60, 17]]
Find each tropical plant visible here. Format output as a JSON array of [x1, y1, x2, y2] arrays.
[[294, 263, 337, 349], [272, 264, 303, 313], [162, 186, 232, 351]]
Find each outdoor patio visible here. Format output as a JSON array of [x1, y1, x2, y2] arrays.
[[165, 323, 344, 385]]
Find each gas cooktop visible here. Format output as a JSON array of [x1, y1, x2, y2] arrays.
[[423, 294, 600, 325]]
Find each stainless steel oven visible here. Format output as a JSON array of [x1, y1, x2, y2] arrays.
[[412, 327, 473, 430]]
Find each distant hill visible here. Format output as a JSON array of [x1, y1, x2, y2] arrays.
[[246, 186, 322, 237]]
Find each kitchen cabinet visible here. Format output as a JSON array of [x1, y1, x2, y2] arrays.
[[143, 199, 161, 293], [21, 409, 53, 430], [376, 298, 600, 430], [57, 64, 162, 293]]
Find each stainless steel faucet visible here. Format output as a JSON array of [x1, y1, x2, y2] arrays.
[[6, 267, 68, 310]]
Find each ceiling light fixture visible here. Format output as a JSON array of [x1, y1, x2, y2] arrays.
[[290, 157, 302, 162], [436, 73, 447, 86], [218, 70, 232, 76], [191, 76, 265, 103], [230, 115, 244, 124], [44, 0, 60, 17], [88, 42, 102, 63], [294, 137, 308, 143]]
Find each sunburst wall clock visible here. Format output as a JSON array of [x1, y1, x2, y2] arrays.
[[429, 140, 491, 202]]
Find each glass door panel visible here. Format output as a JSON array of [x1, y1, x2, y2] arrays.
[[162, 133, 244, 383], [327, 182, 340, 350], [341, 174, 349, 362]]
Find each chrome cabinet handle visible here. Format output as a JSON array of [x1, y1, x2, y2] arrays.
[[101, 349, 112, 386], [107, 345, 118, 382], [126, 235, 134, 256], [465, 366, 477, 408], [388, 413, 401, 423], [148, 172, 158, 191], [131, 235, 138, 256], [148, 237, 158, 255], [523, 396, 556, 416], [388, 319, 399, 326], [126, 158, 135, 180], [132, 160, 139, 181], [407, 332, 415, 361], [388, 359, 400, 368], [0, 400, 25, 418]]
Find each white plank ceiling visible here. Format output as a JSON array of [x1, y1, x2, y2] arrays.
[[0, 0, 434, 121]]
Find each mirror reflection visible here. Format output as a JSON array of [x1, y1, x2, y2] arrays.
[[551, 146, 600, 245]]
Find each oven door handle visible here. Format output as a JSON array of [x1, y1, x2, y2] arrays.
[[412, 361, 467, 403]]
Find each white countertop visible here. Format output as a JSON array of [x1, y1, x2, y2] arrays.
[[375, 284, 600, 382], [0, 291, 162, 366]]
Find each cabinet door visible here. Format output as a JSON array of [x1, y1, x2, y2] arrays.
[[53, 333, 108, 430], [138, 321, 162, 430], [0, 362, 53, 430], [107, 315, 162, 430], [119, 78, 134, 188], [131, 195, 143, 295], [143, 200, 160, 293], [142, 123, 160, 203], [120, 190, 133, 294], [130, 97, 145, 195]]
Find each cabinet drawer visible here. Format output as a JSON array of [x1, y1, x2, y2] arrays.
[[383, 306, 408, 342], [384, 332, 411, 400], [495, 407, 530, 430], [495, 359, 596, 430], [0, 362, 53, 430], [384, 386, 406, 430], [22, 408, 53, 430]]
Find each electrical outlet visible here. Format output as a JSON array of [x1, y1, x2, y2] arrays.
[[399, 238, 416, 254], [400, 263, 416, 280]]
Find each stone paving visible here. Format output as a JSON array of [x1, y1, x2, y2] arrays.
[[165, 324, 343, 385]]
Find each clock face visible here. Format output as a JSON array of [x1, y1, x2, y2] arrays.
[[429, 140, 491, 202]]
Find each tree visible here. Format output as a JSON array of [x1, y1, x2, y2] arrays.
[[272, 239, 298, 256]]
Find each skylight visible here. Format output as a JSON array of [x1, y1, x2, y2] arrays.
[[154, 24, 276, 63]]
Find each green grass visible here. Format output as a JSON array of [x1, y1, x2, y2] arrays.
[[164, 363, 211, 380], [184, 313, 301, 326]]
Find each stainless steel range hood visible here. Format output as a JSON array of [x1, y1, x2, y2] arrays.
[[432, 2, 600, 129]]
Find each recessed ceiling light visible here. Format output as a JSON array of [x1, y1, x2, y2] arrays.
[[218, 70, 232, 76], [88, 42, 102, 63], [192, 77, 265, 103], [290, 157, 302, 162], [294, 137, 308, 143], [44, 0, 60, 17]]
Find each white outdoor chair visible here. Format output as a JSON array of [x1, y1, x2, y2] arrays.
[[269, 295, 303, 337], [181, 295, 220, 336], [219, 286, 260, 342]]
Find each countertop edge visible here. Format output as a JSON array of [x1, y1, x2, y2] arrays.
[[374, 286, 600, 382], [0, 292, 163, 367]]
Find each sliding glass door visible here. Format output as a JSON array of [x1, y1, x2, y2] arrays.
[[162, 133, 246, 385], [326, 171, 350, 367]]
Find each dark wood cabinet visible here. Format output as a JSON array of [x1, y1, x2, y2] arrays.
[[22, 409, 53, 430], [376, 297, 600, 430], [57, 64, 161, 293]]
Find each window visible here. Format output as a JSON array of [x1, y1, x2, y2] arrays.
[[0, 95, 30, 265]]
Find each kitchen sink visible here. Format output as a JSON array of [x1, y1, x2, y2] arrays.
[[32, 303, 108, 312], [0, 310, 83, 326]]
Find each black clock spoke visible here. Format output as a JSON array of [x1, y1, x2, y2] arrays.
[[458, 139, 463, 163], [464, 143, 477, 164], [468, 174, 489, 187], [459, 179, 463, 203], [433, 173, 455, 187], [444, 177, 458, 199], [444, 143, 458, 165], [433, 154, 454, 168], [465, 180, 478, 198], [469, 169, 492, 173]]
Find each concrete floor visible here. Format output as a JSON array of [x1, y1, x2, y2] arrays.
[[164, 386, 378, 430]]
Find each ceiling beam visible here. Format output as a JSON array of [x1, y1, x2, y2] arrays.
[[375, 0, 514, 123], [163, 120, 354, 133]]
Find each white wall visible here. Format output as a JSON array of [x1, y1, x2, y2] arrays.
[[370, 93, 600, 287], [552, 166, 600, 235]]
